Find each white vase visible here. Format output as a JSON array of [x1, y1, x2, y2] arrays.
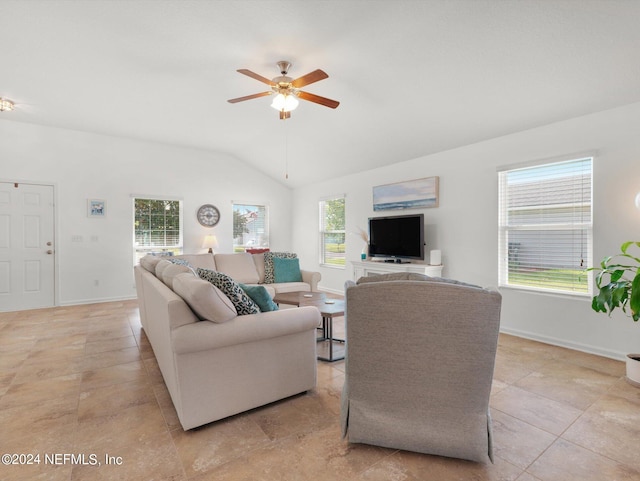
[[626, 354, 640, 387]]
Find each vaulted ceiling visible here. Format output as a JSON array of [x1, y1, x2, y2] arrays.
[[3, 1, 640, 187]]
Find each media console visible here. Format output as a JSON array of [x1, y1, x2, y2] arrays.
[[352, 260, 443, 280]]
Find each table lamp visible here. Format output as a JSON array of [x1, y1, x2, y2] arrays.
[[202, 235, 218, 254]]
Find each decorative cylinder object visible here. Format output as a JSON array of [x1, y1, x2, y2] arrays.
[[430, 249, 442, 266], [626, 354, 640, 387]]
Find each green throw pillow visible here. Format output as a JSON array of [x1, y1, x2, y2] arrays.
[[264, 252, 297, 284], [273, 257, 303, 283], [239, 284, 279, 312]]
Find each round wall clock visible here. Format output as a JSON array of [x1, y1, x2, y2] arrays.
[[197, 204, 220, 227]]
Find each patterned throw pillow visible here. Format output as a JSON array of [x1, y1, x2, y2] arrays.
[[196, 268, 260, 316], [168, 257, 196, 275], [169, 258, 191, 267], [263, 252, 297, 284]]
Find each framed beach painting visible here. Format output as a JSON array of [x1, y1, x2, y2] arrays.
[[373, 176, 439, 211]]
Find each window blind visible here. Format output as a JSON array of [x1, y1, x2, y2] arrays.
[[133, 198, 183, 261], [319, 196, 346, 268], [232, 203, 269, 250], [498, 157, 592, 295]]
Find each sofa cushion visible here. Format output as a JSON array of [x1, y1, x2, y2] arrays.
[[267, 282, 311, 294], [174, 253, 217, 271], [252, 253, 267, 283], [356, 271, 482, 289], [140, 254, 163, 273], [197, 268, 260, 316], [239, 284, 279, 312], [162, 263, 195, 290], [213, 253, 260, 284], [155, 259, 173, 281], [264, 252, 297, 284], [173, 273, 237, 323], [356, 272, 431, 284], [273, 257, 303, 283]]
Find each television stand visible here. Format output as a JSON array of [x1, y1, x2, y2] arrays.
[[352, 260, 443, 280]]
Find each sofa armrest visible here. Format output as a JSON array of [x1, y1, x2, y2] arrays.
[[301, 270, 321, 292], [171, 306, 321, 354]]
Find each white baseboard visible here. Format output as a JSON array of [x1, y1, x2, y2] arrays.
[[318, 286, 344, 296], [500, 326, 626, 361], [59, 295, 137, 307]]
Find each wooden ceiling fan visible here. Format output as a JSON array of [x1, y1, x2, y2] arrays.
[[227, 61, 340, 119]]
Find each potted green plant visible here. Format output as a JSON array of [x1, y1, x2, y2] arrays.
[[590, 241, 640, 386]]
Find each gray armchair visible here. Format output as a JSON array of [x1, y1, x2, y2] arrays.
[[340, 273, 502, 463]]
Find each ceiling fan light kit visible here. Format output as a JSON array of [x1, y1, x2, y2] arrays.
[[270, 92, 299, 112], [0, 98, 15, 112], [228, 61, 339, 119]]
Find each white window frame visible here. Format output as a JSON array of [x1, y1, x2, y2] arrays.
[[319, 195, 346, 269], [132, 195, 183, 264], [498, 155, 593, 297], [232, 202, 269, 252]]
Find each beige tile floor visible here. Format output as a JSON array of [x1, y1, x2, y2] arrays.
[[1, 300, 639, 481]]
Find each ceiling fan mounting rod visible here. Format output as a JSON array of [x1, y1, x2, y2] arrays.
[[277, 60, 291, 75]]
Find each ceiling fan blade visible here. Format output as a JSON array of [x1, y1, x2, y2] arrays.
[[237, 69, 275, 86], [297, 91, 340, 109], [291, 69, 329, 88], [227, 92, 272, 104]]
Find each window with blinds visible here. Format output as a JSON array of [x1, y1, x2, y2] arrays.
[[133, 197, 183, 262], [319, 196, 346, 268], [498, 157, 592, 295], [232, 203, 269, 252]]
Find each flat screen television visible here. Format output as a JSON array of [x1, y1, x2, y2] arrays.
[[368, 213, 424, 261]]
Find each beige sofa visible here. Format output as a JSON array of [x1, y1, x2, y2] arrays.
[[174, 252, 321, 294], [134, 252, 321, 430]]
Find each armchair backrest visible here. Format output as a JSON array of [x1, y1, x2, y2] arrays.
[[341, 277, 502, 463]]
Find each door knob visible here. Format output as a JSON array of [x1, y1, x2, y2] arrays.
[[46, 250, 53, 255]]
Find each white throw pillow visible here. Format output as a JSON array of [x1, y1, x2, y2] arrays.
[[172, 273, 237, 323]]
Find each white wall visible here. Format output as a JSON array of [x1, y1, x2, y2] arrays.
[[1, 120, 293, 306], [292, 102, 640, 360]]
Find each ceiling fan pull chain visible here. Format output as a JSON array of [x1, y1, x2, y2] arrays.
[[284, 120, 289, 180]]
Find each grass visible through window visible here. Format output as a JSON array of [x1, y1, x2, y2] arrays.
[[508, 268, 588, 293], [323, 243, 345, 267]]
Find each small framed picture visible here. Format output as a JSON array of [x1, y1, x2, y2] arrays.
[[88, 199, 106, 217]]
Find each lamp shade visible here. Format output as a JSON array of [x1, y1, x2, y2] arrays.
[[202, 235, 218, 253]]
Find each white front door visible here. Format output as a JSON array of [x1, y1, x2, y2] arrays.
[[0, 182, 55, 311]]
